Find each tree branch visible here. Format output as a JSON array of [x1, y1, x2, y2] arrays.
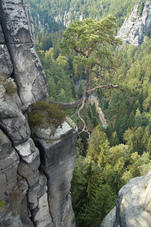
[[88, 84, 122, 93], [73, 47, 87, 57], [48, 99, 82, 109]]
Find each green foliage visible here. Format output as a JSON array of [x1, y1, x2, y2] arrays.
[[60, 16, 121, 71], [4, 82, 17, 96], [28, 100, 66, 129], [87, 125, 109, 162], [137, 1, 145, 17], [71, 155, 116, 227], [30, 1, 151, 226], [30, 0, 138, 30], [124, 126, 151, 155], [0, 201, 6, 211]]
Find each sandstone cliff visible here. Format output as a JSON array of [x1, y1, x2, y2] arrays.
[[0, 1, 77, 227], [101, 171, 151, 227], [117, 1, 151, 46]]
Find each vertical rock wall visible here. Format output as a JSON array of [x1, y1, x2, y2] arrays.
[[0, 1, 77, 226], [117, 1, 151, 46]]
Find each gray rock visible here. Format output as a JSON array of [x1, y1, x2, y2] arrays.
[[0, 129, 13, 159], [0, 179, 34, 227], [101, 171, 151, 227], [0, 0, 48, 107], [35, 121, 77, 227], [0, 148, 19, 171], [0, 173, 7, 197], [0, 24, 5, 43], [0, 130, 33, 226], [117, 1, 151, 46], [33, 193, 54, 227], [28, 174, 47, 210], [101, 207, 116, 227], [28, 173, 54, 227], [15, 138, 39, 164], [0, 44, 13, 78], [0, 80, 30, 145], [0, 1, 77, 226], [18, 155, 40, 187], [0, 131, 19, 195], [0, 23, 13, 78], [0, 131, 19, 200]]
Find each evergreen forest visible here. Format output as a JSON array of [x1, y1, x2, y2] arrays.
[[30, 0, 151, 226]]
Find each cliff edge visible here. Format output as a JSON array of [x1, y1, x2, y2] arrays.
[[0, 1, 77, 227]]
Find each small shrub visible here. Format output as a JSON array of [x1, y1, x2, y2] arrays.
[[0, 201, 6, 211], [28, 100, 66, 129], [4, 80, 17, 96]]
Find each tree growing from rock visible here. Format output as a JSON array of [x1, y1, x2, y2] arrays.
[[54, 16, 121, 132]]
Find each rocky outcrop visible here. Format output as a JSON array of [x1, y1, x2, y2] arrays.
[[101, 170, 151, 227], [117, 1, 151, 46], [54, 10, 84, 27], [33, 121, 77, 227], [0, 0, 48, 107], [0, 1, 77, 227]]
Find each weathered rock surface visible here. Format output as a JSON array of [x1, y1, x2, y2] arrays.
[[0, 129, 34, 227], [117, 1, 151, 46], [0, 25, 13, 78], [0, 0, 48, 107], [33, 121, 77, 227], [0, 0, 77, 227], [0, 79, 30, 145], [101, 170, 151, 227]]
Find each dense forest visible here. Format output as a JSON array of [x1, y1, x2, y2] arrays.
[[30, 0, 137, 29], [30, 0, 151, 226]]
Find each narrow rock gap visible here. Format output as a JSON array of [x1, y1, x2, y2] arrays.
[[17, 170, 36, 227], [34, 140, 55, 226], [0, 125, 36, 227]]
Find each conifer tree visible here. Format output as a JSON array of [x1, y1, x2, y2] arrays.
[[60, 16, 121, 131]]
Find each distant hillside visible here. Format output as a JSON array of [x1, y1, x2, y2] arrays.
[[29, 0, 138, 32]]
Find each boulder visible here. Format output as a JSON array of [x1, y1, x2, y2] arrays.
[[101, 171, 151, 227]]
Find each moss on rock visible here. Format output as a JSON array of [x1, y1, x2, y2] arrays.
[[0, 201, 6, 211], [28, 100, 66, 130]]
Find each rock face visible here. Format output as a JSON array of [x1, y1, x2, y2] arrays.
[[101, 170, 151, 227], [117, 1, 151, 46], [0, 0, 48, 107], [0, 1, 77, 227], [33, 122, 77, 227]]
